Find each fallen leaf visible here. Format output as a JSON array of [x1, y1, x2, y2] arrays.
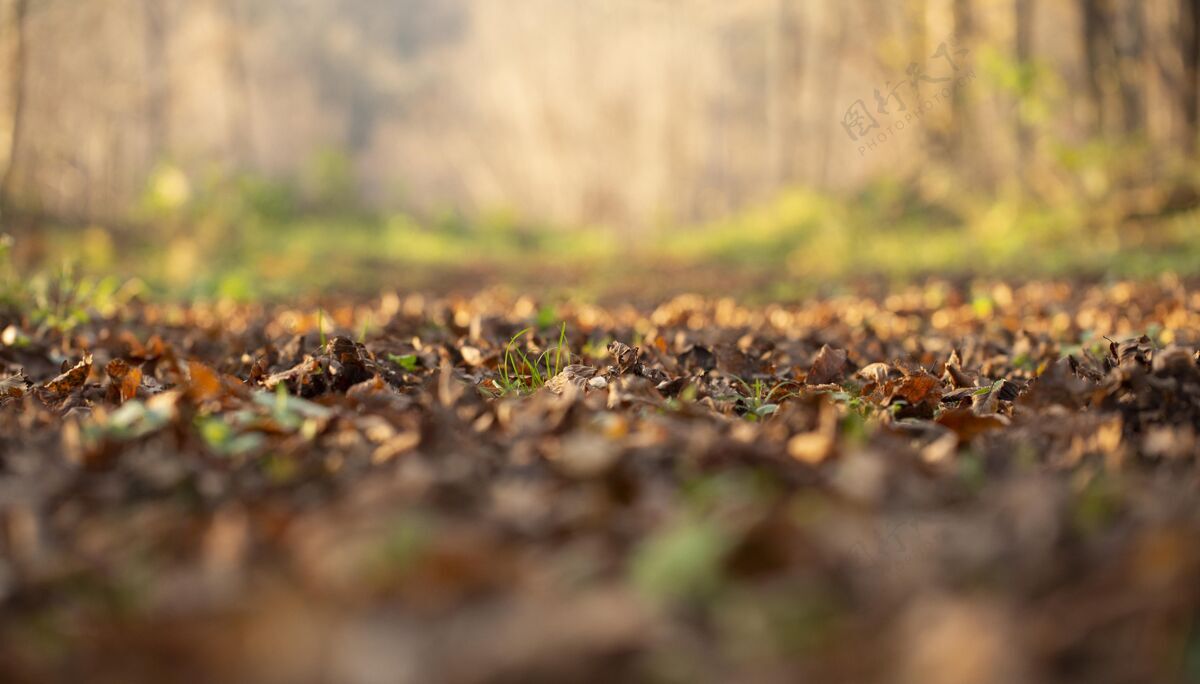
[[544, 364, 598, 395], [42, 354, 93, 397], [0, 371, 29, 400], [807, 345, 848, 385], [607, 341, 641, 374], [856, 362, 895, 389], [187, 361, 222, 401], [105, 359, 143, 404], [936, 407, 1007, 443], [890, 371, 943, 406]]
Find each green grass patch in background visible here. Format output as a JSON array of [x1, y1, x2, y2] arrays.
[[9, 149, 1200, 304]]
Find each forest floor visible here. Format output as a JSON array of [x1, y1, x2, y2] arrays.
[[2, 277, 1200, 683]]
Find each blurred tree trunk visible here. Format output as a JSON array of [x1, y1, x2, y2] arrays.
[[765, 0, 783, 187], [952, 0, 973, 157], [221, 0, 256, 167], [1081, 0, 1142, 138], [142, 0, 170, 161], [1014, 0, 1033, 171], [909, 0, 928, 151], [766, 0, 803, 186], [0, 0, 28, 217], [1081, 0, 1114, 136], [1183, 0, 1200, 151], [783, 1, 805, 184], [1114, 0, 1144, 135], [817, 6, 846, 188]]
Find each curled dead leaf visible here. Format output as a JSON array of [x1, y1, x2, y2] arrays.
[[942, 349, 975, 389], [807, 345, 848, 385], [607, 341, 641, 375], [856, 362, 896, 389], [544, 364, 598, 395], [41, 354, 93, 397], [105, 359, 143, 404], [0, 371, 30, 405], [264, 357, 325, 397], [323, 336, 376, 392], [890, 371, 942, 405]]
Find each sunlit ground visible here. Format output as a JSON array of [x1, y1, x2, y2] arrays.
[[13, 173, 1200, 310]]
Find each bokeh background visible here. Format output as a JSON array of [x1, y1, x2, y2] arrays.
[[0, 0, 1198, 298]]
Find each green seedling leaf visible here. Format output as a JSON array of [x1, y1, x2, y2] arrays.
[[388, 353, 419, 372], [755, 403, 780, 417], [973, 379, 1004, 396], [254, 388, 333, 424], [198, 416, 265, 456]]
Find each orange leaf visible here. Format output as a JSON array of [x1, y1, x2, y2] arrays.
[[187, 361, 222, 401], [105, 358, 142, 404], [42, 354, 93, 397], [120, 367, 143, 403], [891, 372, 943, 405]]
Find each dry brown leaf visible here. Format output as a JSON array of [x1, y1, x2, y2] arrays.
[[544, 364, 598, 395], [188, 360, 223, 401], [891, 371, 943, 406], [42, 354, 93, 397], [857, 362, 895, 387], [607, 341, 641, 374], [936, 407, 1007, 443], [105, 359, 143, 404], [0, 371, 29, 400], [807, 345, 848, 385]]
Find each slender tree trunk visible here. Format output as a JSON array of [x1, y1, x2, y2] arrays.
[[909, 0, 929, 151], [221, 0, 255, 167], [764, 0, 803, 187], [1015, 0, 1033, 170], [1114, 0, 1144, 135], [952, 0, 973, 152], [1082, 0, 1112, 136], [142, 0, 169, 161], [780, 0, 804, 184], [765, 0, 784, 188], [0, 0, 28, 218], [1182, 0, 1200, 151], [817, 6, 846, 188]]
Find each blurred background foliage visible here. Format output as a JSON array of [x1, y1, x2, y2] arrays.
[[0, 0, 1198, 298]]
